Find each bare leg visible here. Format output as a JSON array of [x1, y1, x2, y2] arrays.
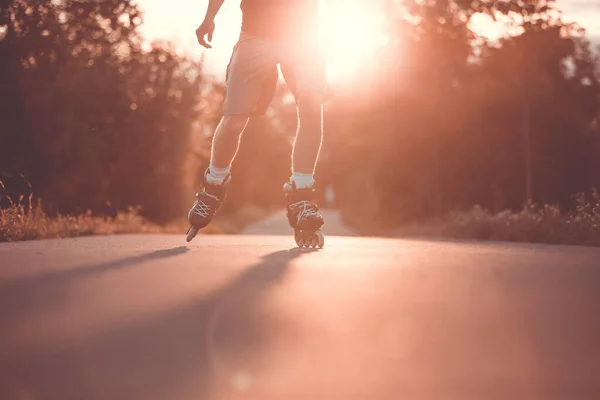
[[292, 96, 323, 175], [209, 114, 250, 169]]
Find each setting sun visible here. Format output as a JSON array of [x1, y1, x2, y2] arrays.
[[137, 0, 599, 84], [318, 0, 388, 81], [137, 0, 389, 83]]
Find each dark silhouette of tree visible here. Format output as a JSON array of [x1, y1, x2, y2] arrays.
[[0, 0, 211, 222]]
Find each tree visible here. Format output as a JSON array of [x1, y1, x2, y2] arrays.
[[322, 0, 600, 230], [0, 0, 212, 222]]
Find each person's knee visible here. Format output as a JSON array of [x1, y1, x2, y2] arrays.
[[219, 114, 249, 138]]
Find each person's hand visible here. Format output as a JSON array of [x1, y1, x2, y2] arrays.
[[196, 20, 215, 49]]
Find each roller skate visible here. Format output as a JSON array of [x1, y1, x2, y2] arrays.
[[284, 181, 325, 249], [186, 170, 229, 242]]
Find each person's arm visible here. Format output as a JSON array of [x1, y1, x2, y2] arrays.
[[203, 0, 225, 23], [196, 0, 225, 49]]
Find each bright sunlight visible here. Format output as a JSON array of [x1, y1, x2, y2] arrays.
[[139, 0, 592, 83], [317, 0, 389, 82], [138, 0, 389, 83]]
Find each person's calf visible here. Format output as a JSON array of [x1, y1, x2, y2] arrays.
[[207, 114, 249, 184], [292, 96, 323, 180]]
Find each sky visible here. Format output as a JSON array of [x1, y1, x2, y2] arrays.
[[136, 0, 600, 81]]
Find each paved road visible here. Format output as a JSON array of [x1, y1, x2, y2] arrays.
[[1, 235, 599, 400], [242, 209, 359, 236]]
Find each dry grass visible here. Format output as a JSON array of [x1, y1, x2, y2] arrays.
[[0, 195, 269, 242], [9, 186, 599, 246], [397, 190, 600, 247], [0, 199, 167, 242]]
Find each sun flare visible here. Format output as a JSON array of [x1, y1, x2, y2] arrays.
[[137, 0, 389, 82], [320, 0, 385, 81], [318, 0, 388, 82]]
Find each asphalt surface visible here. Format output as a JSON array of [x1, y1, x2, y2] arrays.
[[1, 234, 600, 400], [241, 209, 359, 236]]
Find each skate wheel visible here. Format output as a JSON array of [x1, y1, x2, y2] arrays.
[[186, 226, 199, 243], [294, 230, 324, 249], [298, 237, 306, 249], [315, 230, 325, 249], [294, 232, 305, 249]]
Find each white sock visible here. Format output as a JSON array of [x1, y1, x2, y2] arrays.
[[291, 172, 315, 189], [207, 163, 230, 185]]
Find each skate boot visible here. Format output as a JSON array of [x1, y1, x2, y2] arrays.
[[284, 181, 325, 249], [186, 170, 229, 242]]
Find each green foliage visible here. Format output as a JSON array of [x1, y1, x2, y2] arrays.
[[437, 190, 600, 246], [326, 0, 600, 230], [0, 0, 212, 223]]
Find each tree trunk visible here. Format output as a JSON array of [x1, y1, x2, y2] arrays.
[[523, 96, 533, 203]]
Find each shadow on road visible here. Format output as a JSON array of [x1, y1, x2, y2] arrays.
[[0, 247, 311, 400], [5, 245, 189, 285], [0, 246, 189, 325]]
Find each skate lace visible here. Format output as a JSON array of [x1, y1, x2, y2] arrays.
[[193, 193, 218, 218], [291, 200, 320, 222]]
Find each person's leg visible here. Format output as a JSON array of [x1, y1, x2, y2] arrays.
[[281, 44, 328, 189], [279, 45, 329, 238], [205, 115, 249, 184], [187, 32, 279, 236], [205, 32, 279, 185], [291, 97, 323, 187]]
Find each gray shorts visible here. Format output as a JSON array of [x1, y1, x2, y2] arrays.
[[224, 32, 332, 116]]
